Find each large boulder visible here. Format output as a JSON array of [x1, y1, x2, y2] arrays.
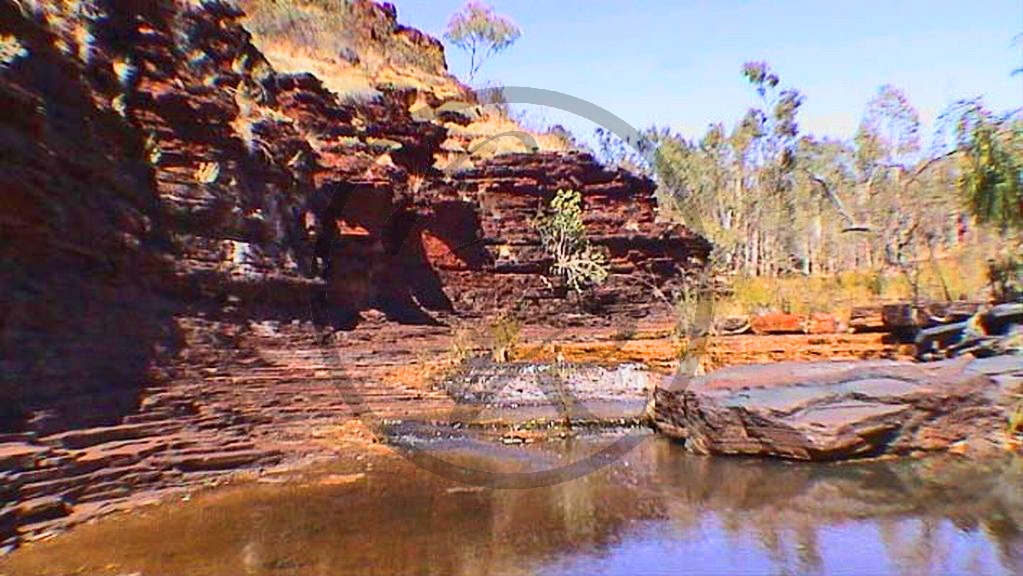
[[650, 355, 1023, 460]]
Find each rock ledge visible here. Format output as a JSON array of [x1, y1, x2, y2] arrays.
[[649, 355, 1023, 460]]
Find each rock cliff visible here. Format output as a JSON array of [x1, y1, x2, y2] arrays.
[[0, 0, 708, 547]]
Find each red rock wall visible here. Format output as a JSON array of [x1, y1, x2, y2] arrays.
[[1, 0, 710, 427], [0, 0, 708, 548], [434, 152, 710, 321]]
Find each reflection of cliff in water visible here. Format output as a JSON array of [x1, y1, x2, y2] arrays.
[[2, 438, 1021, 576], [646, 445, 1023, 575]]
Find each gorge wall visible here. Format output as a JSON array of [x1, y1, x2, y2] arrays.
[[0, 0, 708, 546]]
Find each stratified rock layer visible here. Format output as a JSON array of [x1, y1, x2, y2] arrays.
[[650, 355, 1023, 460], [0, 0, 707, 548]]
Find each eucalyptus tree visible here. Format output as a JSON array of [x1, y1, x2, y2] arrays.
[[444, 1, 521, 83], [948, 100, 1023, 233], [736, 61, 805, 276]]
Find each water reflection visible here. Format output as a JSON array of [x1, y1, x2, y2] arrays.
[[1, 438, 1021, 575]]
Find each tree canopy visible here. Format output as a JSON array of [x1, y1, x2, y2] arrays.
[[608, 62, 1022, 287], [444, 1, 521, 83]]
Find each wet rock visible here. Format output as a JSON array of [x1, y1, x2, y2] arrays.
[[317, 473, 366, 486], [168, 449, 279, 472], [650, 356, 1023, 460]]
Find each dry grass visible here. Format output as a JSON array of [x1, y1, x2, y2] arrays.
[[441, 109, 575, 162], [715, 246, 992, 317], [237, 0, 580, 167], [239, 0, 463, 100]]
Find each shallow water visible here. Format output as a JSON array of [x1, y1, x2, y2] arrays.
[[2, 435, 1022, 576]]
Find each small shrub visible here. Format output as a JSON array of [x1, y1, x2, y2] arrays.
[[533, 189, 609, 293], [194, 161, 220, 184]]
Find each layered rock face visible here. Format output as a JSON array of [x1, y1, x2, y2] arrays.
[[0, 0, 707, 546], [1, 0, 704, 429], [434, 152, 708, 321], [649, 355, 1023, 460]]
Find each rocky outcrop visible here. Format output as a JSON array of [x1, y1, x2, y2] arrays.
[[1, 0, 703, 425], [0, 0, 707, 548], [650, 355, 1023, 460], [425, 151, 710, 321]]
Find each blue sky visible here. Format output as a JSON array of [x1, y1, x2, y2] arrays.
[[395, 1, 1022, 146]]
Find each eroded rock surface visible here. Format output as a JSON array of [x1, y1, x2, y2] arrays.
[[650, 355, 1023, 460], [0, 0, 710, 548]]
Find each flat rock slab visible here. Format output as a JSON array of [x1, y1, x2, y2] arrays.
[[650, 355, 1023, 460], [0, 444, 52, 472], [41, 423, 176, 450]]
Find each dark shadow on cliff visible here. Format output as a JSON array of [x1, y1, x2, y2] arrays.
[[0, 1, 187, 434], [311, 183, 456, 329]]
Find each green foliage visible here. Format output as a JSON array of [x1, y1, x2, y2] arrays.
[[647, 62, 808, 277], [444, 1, 521, 82], [644, 62, 1011, 304], [949, 101, 1023, 233], [534, 189, 609, 293]]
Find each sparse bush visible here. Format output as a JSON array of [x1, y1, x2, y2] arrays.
[[534, 189, 609, 293], [194, 161, 221, 184]]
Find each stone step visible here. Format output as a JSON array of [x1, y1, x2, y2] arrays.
[[0, 443, 53, 472], [17, 463, 156, 501], [158, 448, 280, 472], [41, 423, 179, 450]]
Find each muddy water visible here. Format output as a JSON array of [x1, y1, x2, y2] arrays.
[[2, 435, 1022, 576]]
